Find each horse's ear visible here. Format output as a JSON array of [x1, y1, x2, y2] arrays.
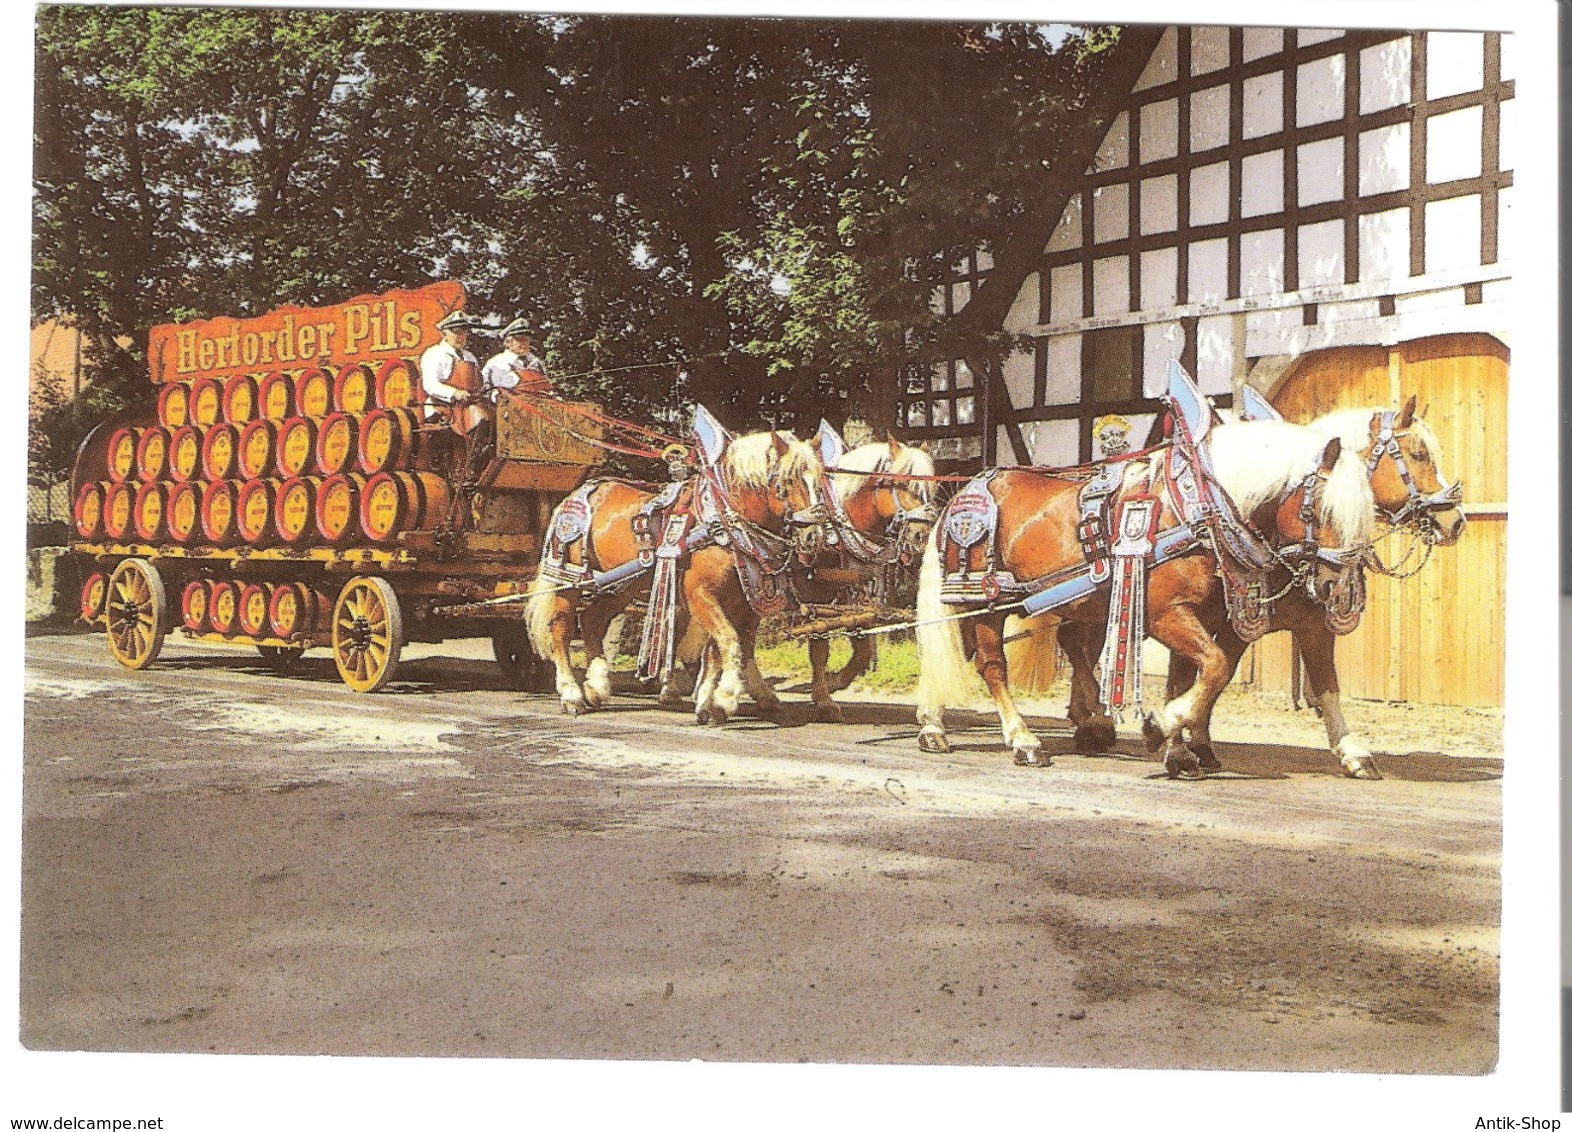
[[808, 432, 824, 456], [917, 440, 932, 454], [1397, 395, 1417, 428], [888, 433, 902, 459], [770, 430, 791, 458], [1368, 411, 1384, 441], [1319, 436, 1342, 473]]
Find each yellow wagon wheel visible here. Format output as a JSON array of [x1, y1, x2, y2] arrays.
[[105, 558, 167, 670], [331, 575, 403, 693]]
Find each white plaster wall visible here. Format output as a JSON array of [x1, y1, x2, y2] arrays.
[[1297, 54, 1346, 128], [1050, 263, 1083, 322], [1243, 27, 1284, 63], [1360, 37, 1412, 115], [1318, 298, 1383, 326], [1046, 194, 1082, 253], [1094, 112, 1130, 172], [1498, 185, 1515, 266], [1500, 31, 1515, 81], [1297, 136, 1345, 206], [1239, 228, 1286, 297], [1044, 334, 1081, 405], [1242, 72, 1284, 139], [975, 249, 995, 271], [1499, 96, 1514, 175], [1395, 288, 1465, 315], [950, 280, 971, 313], [1192, 27, 1230, 76], [1002, 347, 1036, 410], [1243, 308, 1301, 357], [1023, 419, 1080, 467], [1093, 183, 1129, 243], [1189, 238, 1229, 302], [1134, 27, 1178, 92], [1424, 194, 1481, 274], [1358, 123, 1410, 196], [1358, 207, 1410, 283], [1298, 218, 1345, 288], [1142, 321, 1184, 396], [1241, 149, 1285, 217], [1190, 85, 1230, 152], [1140, 174, 1178, 235], [928, 287, 946, 315], [1140, 99, 1179, 163], [1189, 161, 1229, 226], [1427, 31, 1484, 99], [1298, 29, 1344, 48], [1140, 247, 1179, 310], [1092, 256, 1131, 316], [995, 426, 1018, 466], [1002, 272, 1039, 334], [1196, 315, 1234, 393], [1427, 106, 1483, 184]]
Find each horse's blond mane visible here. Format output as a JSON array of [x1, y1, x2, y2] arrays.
[[1209, 420, 1374, 545], [722, 430, 824, 490], [830, 441, 936, 503]]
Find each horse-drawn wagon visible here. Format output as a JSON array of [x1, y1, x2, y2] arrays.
[[69, 282, 602, 693]]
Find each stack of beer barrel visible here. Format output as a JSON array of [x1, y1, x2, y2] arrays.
[[74, 356, 456, 640]]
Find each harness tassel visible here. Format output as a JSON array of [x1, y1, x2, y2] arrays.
[[1098, 497, 1158, 722]]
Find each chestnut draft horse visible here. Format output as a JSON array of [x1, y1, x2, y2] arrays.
[[525, 429, 828, 724], [1153, 397, 1465, 778], [914, 420, 1371, 776], [793, 429, 938, 721]]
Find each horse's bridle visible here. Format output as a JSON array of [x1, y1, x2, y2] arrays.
[[1366, 410, 1464, 538], [1277, 465, 1365, 603], [821, 459, 939, 566]]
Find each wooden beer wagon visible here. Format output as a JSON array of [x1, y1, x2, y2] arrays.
[[69, 283, 602, 693]]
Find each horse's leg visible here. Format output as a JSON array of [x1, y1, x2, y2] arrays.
[[974, 614, 1046, 767], [686, 569, 745, 726], [577, 601, 619, 710], [691, 640, 721, 723], [1057, 619, 1117, 753], [1144, 603, 1231, 779], [738, 615, 782, 717], [827, 636, 874, 692], [1181, 622, 1249, 772], [658, 617, 703, 707], [1297, 624, 1381, 780], [807, 636, 842, 722], [547, 596, 589, 716]]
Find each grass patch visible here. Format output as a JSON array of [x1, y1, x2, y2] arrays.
[[752, 635, 923, 692]]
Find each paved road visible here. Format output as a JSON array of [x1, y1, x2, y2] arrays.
[[22, 627, 1501, 1071]]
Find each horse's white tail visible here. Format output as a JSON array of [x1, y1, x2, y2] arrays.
[[1003, 613, 1060, 694], [524, 569, 563, 660], [915, 526, 980, 713]]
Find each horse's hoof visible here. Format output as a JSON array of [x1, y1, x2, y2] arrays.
[[1194, 744, 1223, 771], [561, 697, 588, 717], [1341, 757, 1383, 780], [917, 728, 950, 755], [1074, 717, 1117, 753], [1141, 714, 1165, 754], [583, 688, 608, 710], [1013, 744, 1050, 768], [702, 705, 730, 726], [1164, 749, 1203, 779], [811, 701, 844, 724]]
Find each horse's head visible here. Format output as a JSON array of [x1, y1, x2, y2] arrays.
[[827, 435, 939, 564], [722, 430, 830, 556], [1359, 397, 1465, 545], [1272, 436, 1373, 605]]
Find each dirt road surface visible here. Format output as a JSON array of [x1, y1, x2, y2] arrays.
[[22, 628, 1501, 1073]]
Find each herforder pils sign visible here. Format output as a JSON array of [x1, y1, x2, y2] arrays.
[[145, 280, 466, 383]]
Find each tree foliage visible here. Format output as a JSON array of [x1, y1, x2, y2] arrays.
[[33, 7, 1128, 456]]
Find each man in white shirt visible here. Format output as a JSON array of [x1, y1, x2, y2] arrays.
[[480, 318, 553, 400], [421, 311, 484, 421]]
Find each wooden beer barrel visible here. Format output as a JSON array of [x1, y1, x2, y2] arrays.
[[135, 426, 170, 483], [268, 582, 330, 640], [189, 376, 224, 427], [158, 382, 190, 429], [237, 582, 272, 637], [315, 411, 362, 476], [106, 427, 140, 482], [201, 423, 239, 481], [357, 407, 446, 474], [273, 475, 322, 545], [236, 478, 280, 546], [223, 373, 260, 424], [295, 367, 333, 418], [168, 425, 203, 483], [102, 481, 135, 542], [258, 371, 296, 421], [208, 579, 241, 636], [199, 479, 243, 546], [73, 481, 107, 541], [132, 481, 170, 542], [375, 357, 420, 409], [180, 579, 210, 632], [314, 472, 367, 545], [334, 362, 375, 413], [359, 471, 453, 544], [237, 418, 278, 480], [166, 481, 201, 545], [81, 571, 108, 625], [275, 416, 318, 478]]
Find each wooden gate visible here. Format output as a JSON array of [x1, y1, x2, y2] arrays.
[[1247, 333, 1507, 708]]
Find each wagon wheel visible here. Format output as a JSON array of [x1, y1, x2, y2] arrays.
[[256, 644, 306, 673], [105, 558, 167, 670], [491, 626, 552, 692], [331, 576, 403, 693]]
